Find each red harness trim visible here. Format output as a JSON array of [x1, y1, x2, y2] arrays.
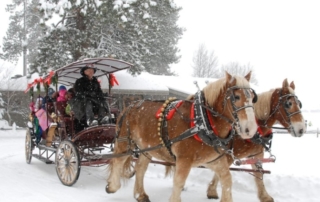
[[246, 119, 273, 142], [256, 118, 273, 137], [190, 103, 226, 142], [155, 101, 183, 120], [190, 103, 201, 141]]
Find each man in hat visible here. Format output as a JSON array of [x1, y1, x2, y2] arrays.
[[72, 64, 109, 126]]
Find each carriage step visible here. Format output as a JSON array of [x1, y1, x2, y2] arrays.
[[32, 154, 55, 164], [37, 144, 57, 152]]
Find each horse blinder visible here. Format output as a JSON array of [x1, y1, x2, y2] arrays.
[[284, 96, 302, 109], [252, 89, 258, 103], [228, 88, 257, 104]]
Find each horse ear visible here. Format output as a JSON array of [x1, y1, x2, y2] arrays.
[[244, 71, 252, 82], [282, 78, 289, 88], [226, 71, 236, 86], [289, 81, 295, 90]]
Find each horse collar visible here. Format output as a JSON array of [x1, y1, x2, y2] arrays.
[[191, 91, 234, 153]]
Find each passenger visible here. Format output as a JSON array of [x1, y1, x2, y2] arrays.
[[65, 88, 75, 116], [64, 87, 86, 133], [72, 64, 109, 126], [41, 87, 55, 113], [56, 85, 67, 102]]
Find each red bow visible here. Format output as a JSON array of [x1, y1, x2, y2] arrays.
[[43, 71, 54, 85], [24, 83, 34, 93], [109, 73, 119, 86]]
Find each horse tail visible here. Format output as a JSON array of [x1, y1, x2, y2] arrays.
[[164, 165, 175, 178], [122, 155, 135, 179]]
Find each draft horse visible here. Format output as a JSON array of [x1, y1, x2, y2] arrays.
[[106, 72, 258, 202], [207, 79, 305, 202]]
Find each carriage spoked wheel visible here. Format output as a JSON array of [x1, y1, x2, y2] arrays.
[[25, 129, 33, 164], [55, 140, 81, 186]]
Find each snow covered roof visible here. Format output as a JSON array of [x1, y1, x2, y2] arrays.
[[1, 70, 260, 97], [100, 71, 169, 95]]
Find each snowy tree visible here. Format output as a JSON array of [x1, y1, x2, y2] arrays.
[[1, 0, 46, 67], [219, 62, 258, 85], [192, 44, 219, 78], [2, 0, 184, 76]]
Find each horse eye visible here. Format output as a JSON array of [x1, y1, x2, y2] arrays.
[[234, 95, 240, 100], [285, 101, 292, 108]]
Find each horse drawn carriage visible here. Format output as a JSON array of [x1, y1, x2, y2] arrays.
[[24, 57, 305, 202], [25, 58, 134, 186]]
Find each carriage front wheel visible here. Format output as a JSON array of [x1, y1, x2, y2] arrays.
[[25, 129, 33, 164], [55, 140, 81, 186]]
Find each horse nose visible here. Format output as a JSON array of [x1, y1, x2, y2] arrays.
[[299, 128, 304, 135]]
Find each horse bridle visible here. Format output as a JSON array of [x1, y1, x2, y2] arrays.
[[220, 86, 257, 126], [263, 89, 302, 134]]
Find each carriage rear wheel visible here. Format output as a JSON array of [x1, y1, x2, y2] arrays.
[[55, 140, 81, 186], [25, 129, 33, 164]]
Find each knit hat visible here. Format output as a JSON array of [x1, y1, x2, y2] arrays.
[[59, 85, 66, 91], [48, 87, 55, 97]]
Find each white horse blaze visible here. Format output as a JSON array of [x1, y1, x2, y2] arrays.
[[238, 102, 257, 139]]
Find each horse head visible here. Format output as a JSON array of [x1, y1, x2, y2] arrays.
[[203, 71, 257, 139], [254, 79, 305, 137]]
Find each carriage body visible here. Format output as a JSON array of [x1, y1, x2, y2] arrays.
[[25, 58, 133, 186]]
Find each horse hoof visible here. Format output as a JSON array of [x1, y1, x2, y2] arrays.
[[105, 185, 115, 194], [207, 195, 219, 199], [137, 198, 151, 202], [137, 194, 151, 202]]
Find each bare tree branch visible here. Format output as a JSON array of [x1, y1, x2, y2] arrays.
[[220, 62, 258, 85], [192, 44, 219, 78]]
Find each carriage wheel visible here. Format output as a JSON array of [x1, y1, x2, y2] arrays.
[[25, 129, 33, 164], [55, 140, 81, 186]]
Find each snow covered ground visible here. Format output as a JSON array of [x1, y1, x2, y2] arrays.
[[1, 128, 319, 202]]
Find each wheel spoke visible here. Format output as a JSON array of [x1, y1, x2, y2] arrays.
[[55, 140, 80, 186]]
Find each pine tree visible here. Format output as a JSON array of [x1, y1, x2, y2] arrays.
[[2, 0, 184, 76], [1, 0, 46, 67]]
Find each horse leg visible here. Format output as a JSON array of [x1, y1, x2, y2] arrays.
[[169, 159, 192, 202], [252, 153, 274, 202], [208, 158, 233, 202], [134, 153, 152, 202], [207, 173, 220, 199], [207, 155, 232, 199], [106, 155, 131, 193]]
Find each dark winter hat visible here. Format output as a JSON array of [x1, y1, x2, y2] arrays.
[[59, 85, 67, 91], [48, 87, 55, 97], [80, 64, 96, 76]]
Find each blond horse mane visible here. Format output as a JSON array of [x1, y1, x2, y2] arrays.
[[254, 86, 296, 120], [202, 75, 251, 107]]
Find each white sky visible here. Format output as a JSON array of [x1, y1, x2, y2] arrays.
[[172, 0, 320, 109], [1, 0, 319, 109]]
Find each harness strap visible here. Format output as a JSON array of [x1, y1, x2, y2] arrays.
[[110, 126, 202, 159]]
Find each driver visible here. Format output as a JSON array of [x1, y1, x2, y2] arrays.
[[72, 64, 109, 126]]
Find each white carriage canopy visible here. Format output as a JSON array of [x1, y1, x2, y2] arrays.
[[50, 57, 133, 86]]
